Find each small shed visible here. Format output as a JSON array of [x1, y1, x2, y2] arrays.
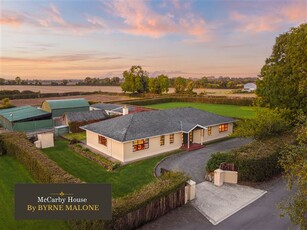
[[63, 110, 109, 133], [0, 106, 53, 132], [35, 132, 54, 149], [41, 98, 89, 117]]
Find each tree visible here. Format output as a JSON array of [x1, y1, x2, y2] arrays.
[[279, 115, 307, 229], [15, 76, 21, 85], [234, 109, 290, 140], [62, 80, 68, 86], [186, 80, 195, 95], [149, 75, 170, 94], [174, 77, 187, 94], [256, 23, 307, 114], [0, 78, 5, 85], [0, 98, 14, 109], [121, 66, 149, 93]]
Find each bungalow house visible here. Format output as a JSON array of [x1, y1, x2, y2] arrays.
[[81, 108, 235, 163], [243, 83, 257, 92]]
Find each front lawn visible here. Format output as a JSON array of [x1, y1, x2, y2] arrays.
[[42, 140, 180, 198], [146, 102, 261, 119], [0, 156, 68, 230]]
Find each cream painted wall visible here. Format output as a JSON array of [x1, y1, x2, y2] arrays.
[[192, 129, 202, 144], [86, 130, 124, 161], [204, 123, 233, 143], [123, 132, 182, 162], [37, 132, 54, 149]]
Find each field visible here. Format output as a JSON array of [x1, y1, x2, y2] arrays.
[[146, 102, 260, 119], [2, 85, 255, 98], [11, 94, 135, 107], [42, 140, 180, 198], [0, 156, 68, 230]]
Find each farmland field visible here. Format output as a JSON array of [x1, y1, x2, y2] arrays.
[[0, 156, 68, 230], [146, 102, 260, 119], [1, 85, 255, 98], [11, 94, 136, 106]]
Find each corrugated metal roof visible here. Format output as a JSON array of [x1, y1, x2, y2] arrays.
[[0, 106, 51, 122], [45, 98, 89, 109], [65, 110, 109, 122], [82, 107, 235, 142]]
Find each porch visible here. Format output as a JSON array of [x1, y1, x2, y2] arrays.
[[181, 126, 206, 151]]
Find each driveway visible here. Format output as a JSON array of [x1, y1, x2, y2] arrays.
[[139, 176, 298, 230], [155, 138, 252, 183]]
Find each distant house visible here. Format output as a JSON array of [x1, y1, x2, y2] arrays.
[[81, 108, 234, 163], [63, 110, 109, 133], [243, 83, 257, 92], [0, 106, 52, 132], [41, 98, 89, 117], [90, 103, 136, 116]]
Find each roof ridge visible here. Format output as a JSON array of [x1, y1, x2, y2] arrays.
[[122, 113, 135, 141]]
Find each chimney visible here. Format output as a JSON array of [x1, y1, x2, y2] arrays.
[[123, 105, 129, 115]]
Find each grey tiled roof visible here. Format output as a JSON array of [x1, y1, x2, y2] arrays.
[[90, 103, 135, 113], [81, 107, 235, 142], [64, 110, 108, 122]]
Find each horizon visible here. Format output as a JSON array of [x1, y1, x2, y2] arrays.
[[1, 0, 306, 80]]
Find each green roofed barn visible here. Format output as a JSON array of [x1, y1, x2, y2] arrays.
[[41, 98, 89, 117], [0, 106, 53, 132]]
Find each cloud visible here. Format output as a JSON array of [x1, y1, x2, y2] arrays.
[[0, 10, 24, 27], [230, 0, 306, 33], [0, 54, 122, 64], [101, 0, 210, 41]]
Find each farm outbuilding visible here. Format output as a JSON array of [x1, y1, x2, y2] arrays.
[[63, 110, 109, 133], [0, 106, 53, 132], [41, 98, 89, 117]]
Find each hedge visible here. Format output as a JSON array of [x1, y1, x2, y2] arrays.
[[206, 133, 295, 182], [119, 96, 254, 106], [0, 132, 81, 183], [70, 144, 120, 171]]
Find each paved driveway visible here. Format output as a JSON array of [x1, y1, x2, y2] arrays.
[[139, 177, 297, 230], [155, 138, 252, 183]]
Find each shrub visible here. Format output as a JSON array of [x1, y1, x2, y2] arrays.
[[206, 152, 235, 172], [206, 133, 295, 182], [234, 108, 291, 140]]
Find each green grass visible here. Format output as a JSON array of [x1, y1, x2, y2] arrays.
[[146, 102, 261, 119], [0, 156, 68, 230], [42, 140, 180, 198], [63, 132, 86, 141]]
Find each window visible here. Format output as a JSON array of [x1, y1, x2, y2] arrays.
[[189, 132, 193, 142], [208, 127, 212, 136], [170, 134, 174, 144], [133, 139, 149, 152], [160, 135, 165, 146], [219, 124, 228, 132], [98, 135, 107, 146]]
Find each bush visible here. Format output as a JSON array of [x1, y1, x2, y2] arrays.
[[234, 108, 291, 140], [0, 132, 81, 183], [206, 133, 295, 182], [206, 152, 235, 172]]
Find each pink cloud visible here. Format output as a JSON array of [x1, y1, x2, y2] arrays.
[[102, 0, 210, 40], [0, 10, 24, 27], [230, 1, 306, 33]]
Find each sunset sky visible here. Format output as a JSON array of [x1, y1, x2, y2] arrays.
[[0, 0, 306, 79]]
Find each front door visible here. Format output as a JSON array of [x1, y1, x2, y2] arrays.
[[183, 133, 188, 144]]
